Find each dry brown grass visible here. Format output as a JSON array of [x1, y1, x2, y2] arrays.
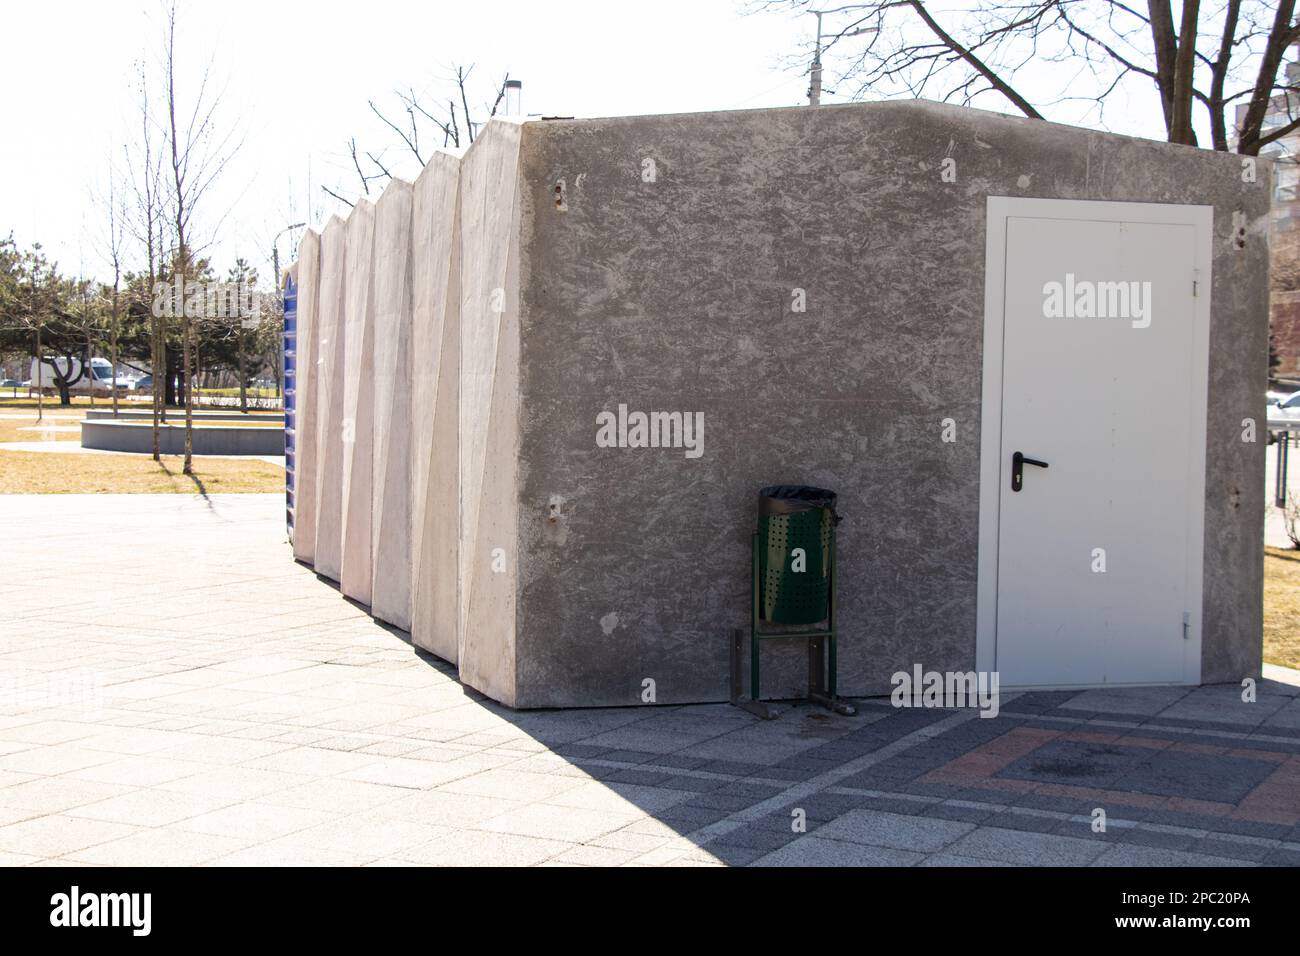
[[0, 451, 284, 494], [0, 415, 81, 444], [1265, 546, 1300, 670]]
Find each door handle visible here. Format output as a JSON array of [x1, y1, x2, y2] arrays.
[[1011, 451, 1049, 493]]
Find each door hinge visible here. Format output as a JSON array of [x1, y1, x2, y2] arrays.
[[1182, 611, 1191, 640]]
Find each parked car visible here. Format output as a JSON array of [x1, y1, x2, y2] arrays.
[[0, 379, 20, 387], [131, 374, 153, 391], [29, 357, 130, 394]]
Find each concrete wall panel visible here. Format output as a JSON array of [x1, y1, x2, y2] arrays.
[[291, 229, 321, 565], [313, 216, 347, 583], [410, 154, 462, 662], [458, 121, 525, 705], [340, 200, 376, 605], [371, 181, 415, 629]]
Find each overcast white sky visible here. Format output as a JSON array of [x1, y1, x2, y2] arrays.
[[1, 0, 1173, 285]]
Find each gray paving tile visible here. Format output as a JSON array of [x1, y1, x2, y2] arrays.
[[754, 836, 925, 867], [946, 826, 1110, 866], [1261, 846, 1300, 866], [1118, 827, 1199, 851], [1059, 686, 1191, 717], [814, 809, 974, 852], [1090, 844, 1253, 866], [1189, 836, 1277, 862], [919, 853, 1021, 867]]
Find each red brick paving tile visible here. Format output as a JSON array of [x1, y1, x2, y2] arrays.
[[1064, 731, 1124, 744], [1228, 748, 1287, 762], [1010, 727, 1063, 742], [916, 772, 968, 787], [1041, 783, 1171, 810], [1166, 797, 1234, 817], [1231, 804, 1300, 826], [1114, 736, 1174, 750], [1168, 741, 1229, 755], [1268, 756, 1300, 786], [966, 777, 1037, 795], [980, 729, 1054, 761], [940, 753, 1009, 776], [1233, 770, 1300, 826]]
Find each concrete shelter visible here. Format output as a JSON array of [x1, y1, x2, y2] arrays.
[[289, 100, 1270, 709]]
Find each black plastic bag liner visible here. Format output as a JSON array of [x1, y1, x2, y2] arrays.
[[759, 485, 841, 521]]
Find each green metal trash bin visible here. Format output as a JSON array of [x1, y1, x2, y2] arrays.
[[730, 484, 853, 718], [757, 485, 838, 625]]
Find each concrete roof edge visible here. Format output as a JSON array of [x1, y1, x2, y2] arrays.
[[520, 97, 1254, 165]]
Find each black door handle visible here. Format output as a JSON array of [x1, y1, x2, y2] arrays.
[[1011, 451, 1049, 492]]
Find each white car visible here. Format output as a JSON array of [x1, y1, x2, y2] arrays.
[[29, 357, 129, 394]]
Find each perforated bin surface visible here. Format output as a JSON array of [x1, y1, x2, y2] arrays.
[[758, 507, 832, 625]]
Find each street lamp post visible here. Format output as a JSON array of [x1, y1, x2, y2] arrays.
[[810, 11, 825, 106], [271, 222, 306, 295], [808, 7, 879, 106], [269, 223, 305, 404]]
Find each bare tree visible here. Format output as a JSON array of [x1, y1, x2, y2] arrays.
[[97, 162, 128, 417], [160, 0, 239, 474], [125, 57, 170, 459], [757, 1, 1299, 154], [323, 66, 511, 207]]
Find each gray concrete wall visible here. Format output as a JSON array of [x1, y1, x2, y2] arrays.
[[313, 216, 347, 583], [340, 201, 376, 605], [371, 182, 415, 629], [291, 229, 321, 565], [458, 121, 525, 706], [507, 101, 1269, 708], [411, 153, 462, 664]]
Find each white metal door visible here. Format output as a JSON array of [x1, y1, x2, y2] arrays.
[[984, 202, 1209, 687]]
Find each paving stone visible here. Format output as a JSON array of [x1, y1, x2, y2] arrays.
[[1260, 845, 1300, 866], [703, 842, 770, 866], [0, 493, 1290, 867], [1090, 844, 1253, 867], [855, 795, 931, 815], [946, 826, 1110, 866], [1118, 827, 1199, 851], [814, 809, 974, 852], [1189, 836, 1278, 862], [477, 803, 634, 843], [657, 804, 731, 829], [605, 768, 679, 787], [919, 853, 1022, 866], [704, 825, 797, 852], [920, 802, 999, 825], [985, 811, 1065, 834], [754, 836, 925, 867]]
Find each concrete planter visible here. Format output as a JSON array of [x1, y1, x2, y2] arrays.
[[81, 419, 285, 456]]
